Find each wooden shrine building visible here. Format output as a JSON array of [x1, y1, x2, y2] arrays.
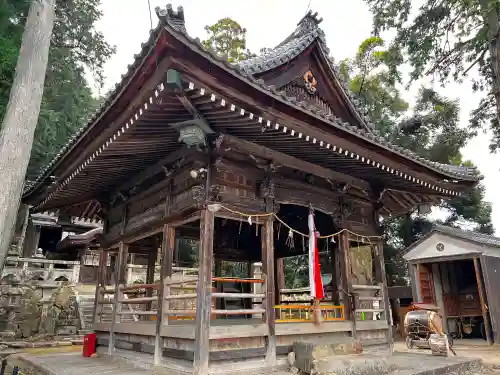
[[22, 5, 479, 375]]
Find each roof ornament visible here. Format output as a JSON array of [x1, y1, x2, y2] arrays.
[[155, 4, 186, 32], [303, 70, 317, 95], [297, 10, 323, 32]]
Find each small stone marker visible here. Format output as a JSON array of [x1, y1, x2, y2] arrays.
[[293, 339, 364, 374]]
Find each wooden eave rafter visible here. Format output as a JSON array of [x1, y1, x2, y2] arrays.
[[23, 25, 173, 200], [218, 134, 369, 191], [161, 26, 477, 189], [24, 15, 477, 218], [172, 73, 471, 196]]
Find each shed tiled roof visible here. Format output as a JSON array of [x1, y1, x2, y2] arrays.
[[433, 225, 500, 248], [23, 5, 479, 198]]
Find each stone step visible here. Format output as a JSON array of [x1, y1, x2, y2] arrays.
[[307, 354, 393, 375]]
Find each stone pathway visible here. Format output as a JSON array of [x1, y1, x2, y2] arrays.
[[6, 352, 151, 375], [4, 345, 496, 375]]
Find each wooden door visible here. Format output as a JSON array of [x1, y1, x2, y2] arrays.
[[417, 263, 435, 304]]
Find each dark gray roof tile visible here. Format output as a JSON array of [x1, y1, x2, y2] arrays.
[[433, 225, 500, 248], [23, 5, 479, 198]]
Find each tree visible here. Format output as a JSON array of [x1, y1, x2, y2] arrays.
[[0, 0, 114, 268], [200, 17, 493, 286], [340, 37, 494, 284], [0, 0, 56, 273], [363, 0, 500, 152], [0, 0, 115, 179], [202, 18, 254, 62]]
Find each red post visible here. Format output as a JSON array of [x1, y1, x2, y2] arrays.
[[83, 333, 97, 357]]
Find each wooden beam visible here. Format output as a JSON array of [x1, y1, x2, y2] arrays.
[[113, 146, 200, 196], [37, 56, 174, 202], [387, 191, 411, 211], [193, 208, 215, 375], [473, 257, 493, 346], [219, 134, 369, 191]]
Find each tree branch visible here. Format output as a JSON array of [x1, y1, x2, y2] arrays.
[[463, 48, 489, 76]]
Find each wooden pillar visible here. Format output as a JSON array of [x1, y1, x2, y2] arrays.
[[108, 241, 128, 354], [275, 258, 285, 304], [374, 242, 393, 346], [262, 218, 276, 369], [214, 260, 223, 310], [330, 244, 340, 305], [370, 185, 393, 352], [92, 249, 109, 325], [154, 224, 175, 365], [145, 245, 158, 311], [473, 257, 493, 346], [339, 231, 354, 335], [193, 209, 215, 375]]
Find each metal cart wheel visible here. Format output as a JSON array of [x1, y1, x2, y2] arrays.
[[405, 336, 414, 349], [447, 334, 454, 348], [480, 321, 486, 340]]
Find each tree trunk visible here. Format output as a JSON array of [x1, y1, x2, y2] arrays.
[[0, 0, 55, 272], [479, 0, 500, 125]]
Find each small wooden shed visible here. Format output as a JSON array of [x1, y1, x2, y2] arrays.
[[403, 225, 500, 345]]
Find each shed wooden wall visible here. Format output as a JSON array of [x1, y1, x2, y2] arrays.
[[481, 255, 500, 342]]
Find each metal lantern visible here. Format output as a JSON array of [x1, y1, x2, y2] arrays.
[[170, 119, 214, 148]]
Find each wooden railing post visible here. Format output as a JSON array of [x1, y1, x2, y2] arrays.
[[154, 224, 175, 365], [193, 209, 215, 375], [108, 242, 128, 355], [93, 250, 108, 326]]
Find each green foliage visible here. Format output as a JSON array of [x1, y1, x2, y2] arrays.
[[342, 36, 493, 285], [176, 238, 199, 267], [0, 0, 115, 180], [202, 18, 254, 62], [362, 0, 500, 151]]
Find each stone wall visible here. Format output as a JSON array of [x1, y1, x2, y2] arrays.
[[0, 282, 84, 341]]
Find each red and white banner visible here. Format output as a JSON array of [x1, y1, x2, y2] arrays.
[[308, 212, 324, 300]]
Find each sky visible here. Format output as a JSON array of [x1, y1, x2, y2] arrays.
[[95, 0, 500, 233]]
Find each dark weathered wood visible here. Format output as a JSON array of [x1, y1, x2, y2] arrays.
[[219, 134, 369, 191], [330, 244, 340, 305], [339, 231, 354, 336], [369, 186, 393, 351], [154, 178, 174, 365], [145, 243, 158, 311], [102, 205, 199, 247], [93, 249, 109, 325], [473, 257, 493, 346], [262, 217, 276, 369], [480, 255, 500, 344], [114, 147, 199, 196], [193, 208, 215, 375], [0, 0, 55, 271], [108, 241, 128, 354], [174, 56, 473, 193], [99, 338, 289, 362], [276, 258, 285, 304]]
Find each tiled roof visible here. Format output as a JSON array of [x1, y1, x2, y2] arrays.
[[433, 225, 500, 247], [237, 12, 376, 131], [23, 5, 479, 198]]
